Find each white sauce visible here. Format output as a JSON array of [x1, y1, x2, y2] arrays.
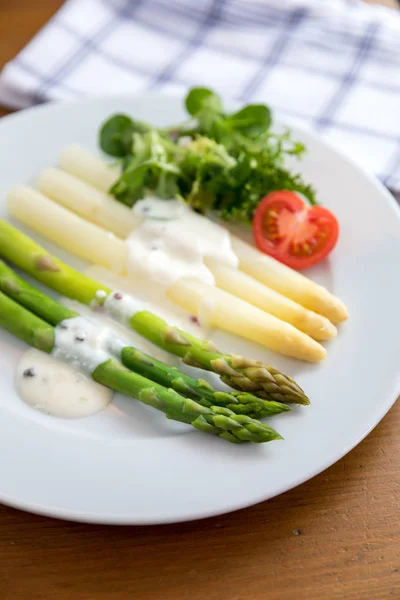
[[16, 349, 112, 419], [95, 289, 107, 300], [126, 198, 238, 288], [52, 316, 125, 375], [103, 291, 149, 327], [62, 295, 182, 365], [16, 315, 128, 420]]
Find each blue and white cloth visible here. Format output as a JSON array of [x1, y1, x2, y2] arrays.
[[0, 0, 399, 190]]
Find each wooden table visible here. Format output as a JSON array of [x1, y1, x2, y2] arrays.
[[0, 2, 399, 599]]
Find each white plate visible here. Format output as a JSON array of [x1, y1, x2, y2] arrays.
[[0, 95, 399, 524]]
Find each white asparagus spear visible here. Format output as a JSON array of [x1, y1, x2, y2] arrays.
[[205, 258, 337, 341], [8, 185, 326, 362], [8, 186, 128, 273], [230, 237, 348, 324], [41, 163, 342, 334], [58, 145, 347, 324], [59, 145, 120, 192], [168, 278, 326, 362], [37, 167, 139, 238]]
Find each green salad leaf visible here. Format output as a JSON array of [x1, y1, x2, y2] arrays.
[[98, 87, 316, 222], [99, 115, 151, 157], [227, 104, 272, 137], [185, 87, 223, 117]]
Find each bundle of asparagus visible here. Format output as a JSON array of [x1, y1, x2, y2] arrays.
[[0, 260, 291, 419], [0, 221, 309, 405], [0, 263, 285, 444], [7, 185, 333, 362]]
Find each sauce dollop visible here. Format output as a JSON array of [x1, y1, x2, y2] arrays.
[[16, 349, 112, 419], [127, 198, 238, 288]]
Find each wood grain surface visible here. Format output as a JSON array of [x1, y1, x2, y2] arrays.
[[0, 2, 399, 599]]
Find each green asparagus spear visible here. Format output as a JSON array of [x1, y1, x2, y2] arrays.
[[0, 289, 281, 444], [0, 220, 309, 405], [0, 260, 78, 323], [120, 347, 290, 418], [0, 260, 290, 418], [0, 289, 55, 352], [128, 311, 308, 404]]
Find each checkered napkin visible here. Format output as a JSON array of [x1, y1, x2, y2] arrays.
[[0, 0, 399, 191]]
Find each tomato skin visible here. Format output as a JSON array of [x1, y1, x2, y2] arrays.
[[252, 191, 339, 270]]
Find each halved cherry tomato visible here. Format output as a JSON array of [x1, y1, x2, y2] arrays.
[[252, 191, 339, 270]]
